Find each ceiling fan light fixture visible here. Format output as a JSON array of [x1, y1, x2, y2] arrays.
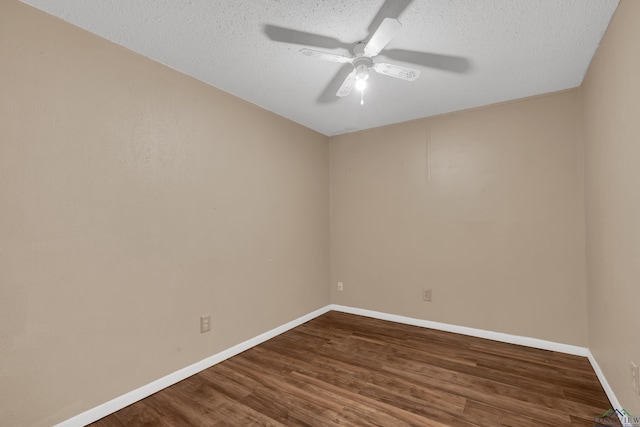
[[355, 64, 369, 92], [355, 76, 368, 92]]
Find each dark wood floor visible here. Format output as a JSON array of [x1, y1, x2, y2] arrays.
[[90, 311, 618, 426]]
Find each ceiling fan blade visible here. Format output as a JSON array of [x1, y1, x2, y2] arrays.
[[381, 49, 471, 73], [300, 48, 352, 64], [336, 70, 356, 97], [368, 0, 414, 34], [263, 24, 350, 50], [317, 65, 357, 104], [373, 63, 420, 81], [364, 17, 402, 57]]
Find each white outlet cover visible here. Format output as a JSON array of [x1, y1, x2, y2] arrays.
[[200, 315, 211, 333]]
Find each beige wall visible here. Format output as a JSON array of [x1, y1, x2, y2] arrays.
[[0, 2, 329, 426], [583, 0, 640, 416], [3, 0, 639, 425], [330, 90, 588, 346]]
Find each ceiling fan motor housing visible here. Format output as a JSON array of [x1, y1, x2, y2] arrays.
[[353, 41, 366, 57], [353, 57, 373, 79]]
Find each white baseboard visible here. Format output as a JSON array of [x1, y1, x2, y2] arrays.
[[330, 304, 589, 356], [587, 351, 632, 426], [56, 303, 624, 427], [54, 305, 332, 427]]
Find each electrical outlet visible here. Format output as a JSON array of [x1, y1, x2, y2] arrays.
[[632, 362, 640, 395], [423, 289, 432, 302], [337, 282, 344, 291], [200, 315, 211, 333]]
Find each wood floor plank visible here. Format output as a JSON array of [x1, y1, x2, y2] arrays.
[[462, 399, 560, 427], [89, 312, 616, 426]]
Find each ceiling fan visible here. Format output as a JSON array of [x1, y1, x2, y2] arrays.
[[264, 1, 470, 104], [299, 18, 418, 103]]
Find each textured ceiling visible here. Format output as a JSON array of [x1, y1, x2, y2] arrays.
[[21, 0, 619, 136]]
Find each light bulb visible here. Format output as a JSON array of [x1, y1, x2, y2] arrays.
[[354, 64, 369, 92]]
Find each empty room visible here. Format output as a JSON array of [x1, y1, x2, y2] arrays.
[[2, 0, 639, 426]]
